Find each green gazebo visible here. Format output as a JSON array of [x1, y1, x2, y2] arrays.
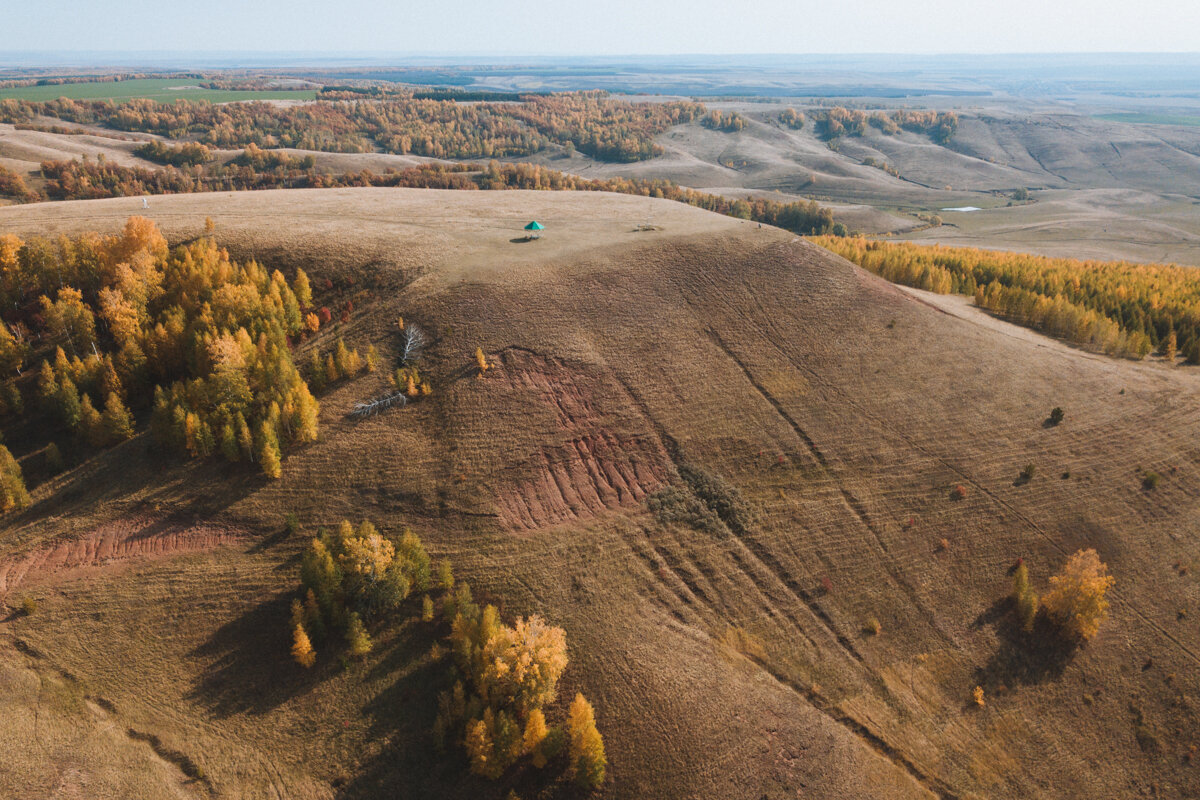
[[523, 220, 544, 239]]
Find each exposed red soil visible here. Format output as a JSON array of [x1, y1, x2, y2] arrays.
[[491, 349, 673, 529], [0, 515, 244, 599]]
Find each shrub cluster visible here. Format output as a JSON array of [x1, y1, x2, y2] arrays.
[[291, 519, 432, 666]]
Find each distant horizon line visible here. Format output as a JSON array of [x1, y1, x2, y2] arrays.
[[3, 50, 1200, 59]]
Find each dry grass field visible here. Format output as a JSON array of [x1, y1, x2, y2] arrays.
[[0, 188, 1198, 799]]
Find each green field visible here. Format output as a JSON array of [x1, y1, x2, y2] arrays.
[[0, 78, 317, 103], [1094, 112, 1200, 127]]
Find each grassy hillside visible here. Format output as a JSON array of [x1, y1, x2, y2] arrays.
[[0, 189, 1198, 799]]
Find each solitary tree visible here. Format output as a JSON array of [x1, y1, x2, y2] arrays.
[[1011, 559, 1038, 632], [1041, 548, 1114, 640], [476, 347, 490, 376]]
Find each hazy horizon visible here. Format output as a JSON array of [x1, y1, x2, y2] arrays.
[[5, 0, 1200, 57]]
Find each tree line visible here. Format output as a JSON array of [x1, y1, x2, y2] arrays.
[[0, 90, 705, 163], [809, 107, 959, 143], [809, 236, 1200, 360], [5, 157, 840, 236]]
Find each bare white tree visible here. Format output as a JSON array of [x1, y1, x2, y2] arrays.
[[400, 324, 427, 364], [349, 391, 408, 419]]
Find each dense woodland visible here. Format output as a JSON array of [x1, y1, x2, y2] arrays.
[[1, 158, 839, 236], [810, 237, 1200, 360], [0, 90, 704, 162], [0, 218, 332, 502]]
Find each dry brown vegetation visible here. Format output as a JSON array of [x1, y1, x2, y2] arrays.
[[0, 189, 1197, 800]]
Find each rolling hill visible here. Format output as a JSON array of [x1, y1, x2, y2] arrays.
[[0, 188, 1197, 799]]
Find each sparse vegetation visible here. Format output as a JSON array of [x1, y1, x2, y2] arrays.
[[1048, 406, 1065, 426], [1142, 471, 1161, 490], [779, 107, 805, 129]]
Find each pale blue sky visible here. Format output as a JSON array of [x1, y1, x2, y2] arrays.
[[3, 0, 1198, 55]]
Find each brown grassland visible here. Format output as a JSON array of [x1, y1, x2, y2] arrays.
[[0, 188, 1198, 799]]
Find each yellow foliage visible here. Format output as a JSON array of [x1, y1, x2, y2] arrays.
[[523, 708, 549, 768], [1042, 548, 1114, 640], [568, 693, 606, 789], [477, 614, 568, 716], [291, 624, 316, 668]]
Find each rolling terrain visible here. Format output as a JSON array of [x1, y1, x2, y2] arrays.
[[7, 91, 1200, 264], [0, 188, 1197, 798]]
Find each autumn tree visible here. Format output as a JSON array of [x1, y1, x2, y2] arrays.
[[476, 347, 490, 375], [0, 444, 30, 513], [1160, 330, 1177, 363], [40, 287, 96, 354], [292, 623, 316, 668], [0, 320, 27, 375], [567, 693, 606, 789], [1011, 559, 1038, 632], [102, 393, 134, 442], [437, 558, 454, 591], [1041, 548, 1114, 640], [257, 421, 282, 479], [293, 268, 312, 308], [523, 708, 549, 768], [79, 394, 105, 446], [346, 611, 372, 658]]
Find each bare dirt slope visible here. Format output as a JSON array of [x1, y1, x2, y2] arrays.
[[0, 188, 1197, 800]]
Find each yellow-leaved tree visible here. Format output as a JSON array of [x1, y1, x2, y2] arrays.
[[291, 623, 316, 668], [567, 692, 606, 789], [1041, 548, 1114, 640]]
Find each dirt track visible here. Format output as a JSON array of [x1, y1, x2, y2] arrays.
[[0, 188, 1198, 800]]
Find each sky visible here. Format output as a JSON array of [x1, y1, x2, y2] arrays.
[[3, 0, 1199, 56]]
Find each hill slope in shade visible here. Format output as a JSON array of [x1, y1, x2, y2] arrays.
[[0, 188, 1197, 799]]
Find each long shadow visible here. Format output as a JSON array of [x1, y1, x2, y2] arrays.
[[338, 617, 577, 800], [188, 590, 338, 717], [973, 597, 1080, 692]]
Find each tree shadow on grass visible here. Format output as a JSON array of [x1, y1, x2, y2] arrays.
[[187, 589, 338, 717], [338, 617, 578, 800], [972, 597, 1081, 692]]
